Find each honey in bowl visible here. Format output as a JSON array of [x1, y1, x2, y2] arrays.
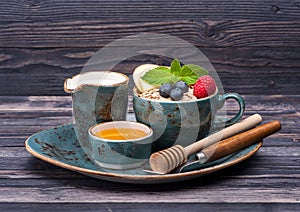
[[94, 127, 148, 140], [88, 121, 153, 169]]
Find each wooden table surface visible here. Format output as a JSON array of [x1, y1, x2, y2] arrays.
[[0, 0, 300, 211], [0, 95, 299, 211]]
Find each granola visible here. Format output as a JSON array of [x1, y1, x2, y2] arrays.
[[138, 88, 197, 102]]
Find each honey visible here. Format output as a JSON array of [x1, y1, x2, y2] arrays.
[[94, 128, 148, 140]]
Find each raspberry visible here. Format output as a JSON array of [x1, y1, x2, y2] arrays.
[[193, 75, 216, 99]]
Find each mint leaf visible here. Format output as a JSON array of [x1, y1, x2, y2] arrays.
[[139, 59, 209, 87], [170, 59, 181, 76], [179, 75, 199, 85], [176, 67, 198, 85], [141, 67, 179, 86], [182, 64, 208, 77]]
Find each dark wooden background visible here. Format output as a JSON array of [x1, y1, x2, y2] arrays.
[[0, 0, 299, 95], [0, 1, 299, 211]]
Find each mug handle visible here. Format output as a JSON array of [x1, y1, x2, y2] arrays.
[[214, 93, 245, 128]]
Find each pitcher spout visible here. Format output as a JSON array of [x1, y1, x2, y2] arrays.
[[64, 73, 85, 93], [64, 77, 74, 93]]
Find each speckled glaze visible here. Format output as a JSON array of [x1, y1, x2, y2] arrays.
[[88, 121, 153, 170], [133, 88, 245, 152], [25, 123, 262, 184], [64, 72, 129, 156]]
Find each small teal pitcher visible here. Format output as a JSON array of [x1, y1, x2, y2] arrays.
[[64, 71, 129, 155]]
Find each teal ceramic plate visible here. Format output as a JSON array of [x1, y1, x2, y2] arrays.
[[25, 124, 262, 184]]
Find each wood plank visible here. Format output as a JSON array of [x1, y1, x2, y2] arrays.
[[1, 47, 300, 72], [0, 96, 72, 109], [1, 69, 299, 95], [1, 0, 300, 24], [1, 95, 299, 112], [1, 20, 300, 48], [0, 203, 298, 212], [0, 157, 299, 203], [0, 175, 298, 203], [0, 47, 299, 95], [0, 70, 298, 96]]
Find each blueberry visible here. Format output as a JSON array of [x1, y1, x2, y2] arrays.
[[159, 83, 173, 98], [173, 80, 189, 93], [170, 88, 184, 101]]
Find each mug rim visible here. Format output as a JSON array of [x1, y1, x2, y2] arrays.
[[133, 87, 219, 103], [88, 121, 153, 143]]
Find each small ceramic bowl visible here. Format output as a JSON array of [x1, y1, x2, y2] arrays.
[[88, 121, 153, 170]]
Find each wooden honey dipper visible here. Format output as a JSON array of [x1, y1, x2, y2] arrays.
[[149, 114, 265, 174], [196, 120, 281, 164]]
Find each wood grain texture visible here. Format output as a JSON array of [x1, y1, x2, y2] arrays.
[[1, 20, 300, 48], [0, 95, 298, 210], [1, 0, 300, 23], [0, 147, 299, 202], [0, 0, 299, 210], [0, 47, 299, 95], [0, 203, 298, 212], [0, 1, 300, 96]]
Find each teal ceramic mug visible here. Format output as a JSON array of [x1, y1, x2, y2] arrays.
[[133, 88, 245, 152]]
